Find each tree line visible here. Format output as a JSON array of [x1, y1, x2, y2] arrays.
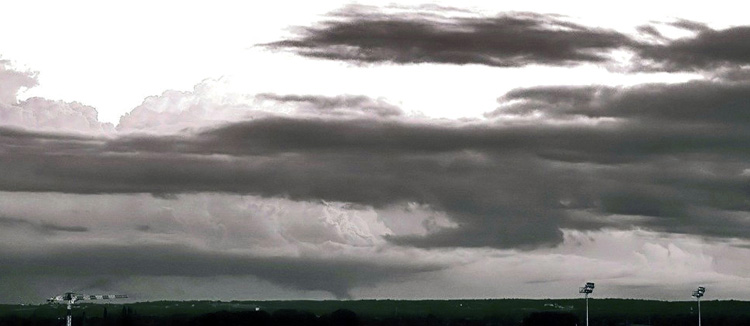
[[3, 305, 750, 326]]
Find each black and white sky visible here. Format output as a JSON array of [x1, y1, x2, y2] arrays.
[[1, 1, 750, 303]]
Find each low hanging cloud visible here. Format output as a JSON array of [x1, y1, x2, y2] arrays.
[[0, 216, 89, 234], [0, 192, 457, 299], [0, 243, 445, 299], [3, 192, 746, 301]]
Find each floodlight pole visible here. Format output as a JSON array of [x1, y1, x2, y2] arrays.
[[585, 292, 589, 326], [692, 286, 705, 326], [579, 282, 594, 326], [697, 295, 701, 326]]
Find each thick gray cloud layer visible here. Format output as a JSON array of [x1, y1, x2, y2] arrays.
[[2, 74, 750, 250], [266, 7, 750, 72]]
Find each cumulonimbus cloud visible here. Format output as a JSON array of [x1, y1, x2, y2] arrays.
[[5, 5, 750, 302]]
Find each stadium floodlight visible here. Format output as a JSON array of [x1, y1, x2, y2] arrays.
[[579, 282, 595, 326], [48, 292, 127, 326], [692, 286, 706, 326]]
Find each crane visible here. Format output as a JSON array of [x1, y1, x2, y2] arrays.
[[47, 292, 127, 326]]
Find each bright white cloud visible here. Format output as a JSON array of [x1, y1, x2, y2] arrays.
[[0, 60, 114, 133], [0, 59, 37, 105], [116, 79, 257, 133]]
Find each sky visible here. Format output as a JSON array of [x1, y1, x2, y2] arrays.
[[1, 0, 750, 303]]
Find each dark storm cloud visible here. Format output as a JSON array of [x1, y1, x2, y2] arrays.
[[0, 216, 89, 233], [491, 79, 750, 126], [487, 77, 750, 240], [3, 76, 750, 248], [256, 94, 403, 118], [635, 25, 666, 40], [668, 19, 710, 32], [0, 243, 444, 298], [714, 67, 750, 82], [0, 123, 570, 248], [264, 9, 634, 67], [264, 6, 750, 72], [637, 26, 750, 71]]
